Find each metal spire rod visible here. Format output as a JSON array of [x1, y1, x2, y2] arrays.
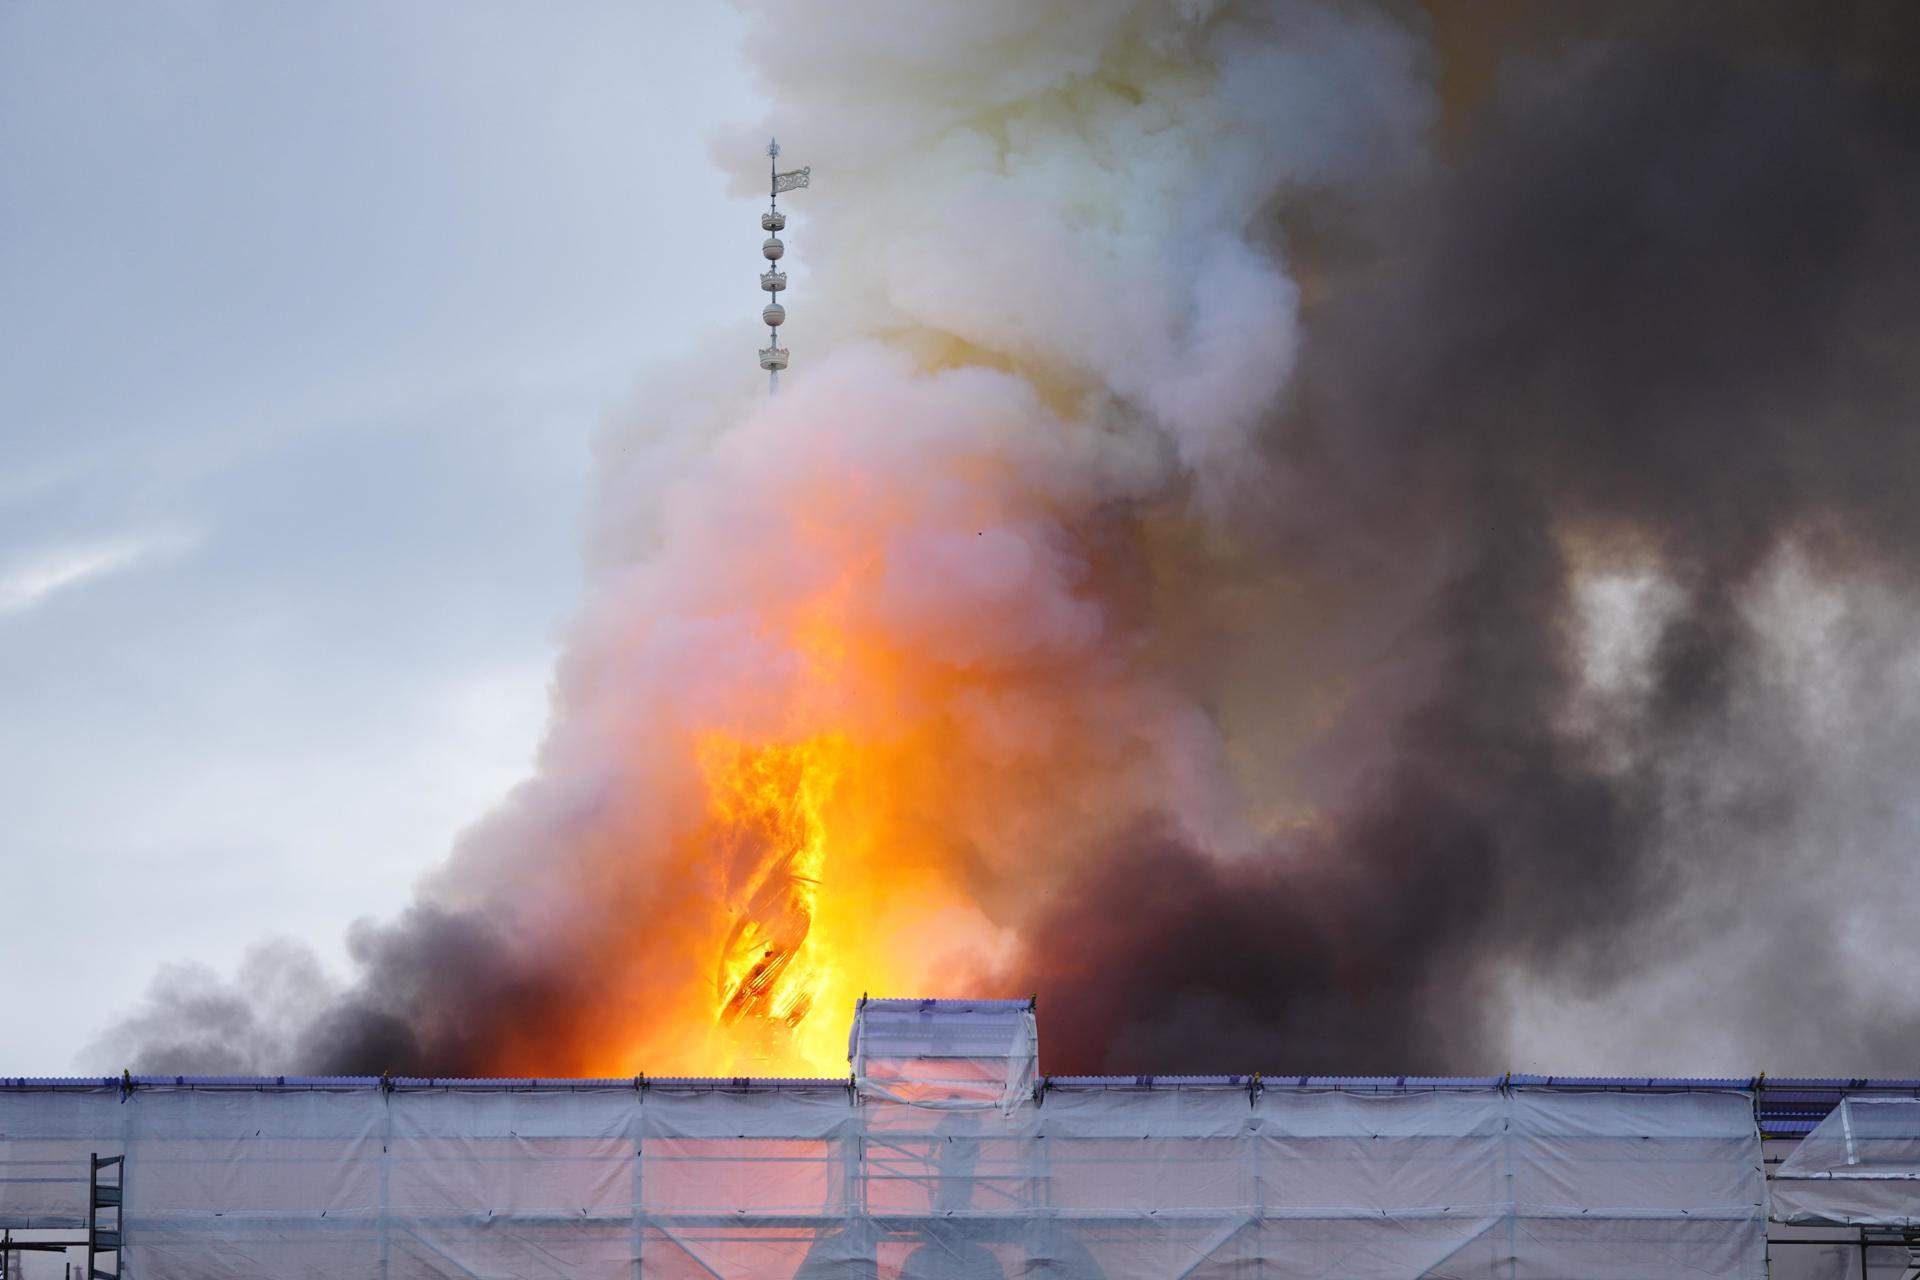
[[758, 138, 809, 395]]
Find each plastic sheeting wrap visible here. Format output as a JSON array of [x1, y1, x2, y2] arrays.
[[1771, 1095, 1920, 1226], [0, 1080, 1766, 1277], [850, 998, 1038, 1111]]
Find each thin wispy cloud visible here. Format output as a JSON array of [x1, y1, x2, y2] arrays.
[[0, 531, 194, 616]]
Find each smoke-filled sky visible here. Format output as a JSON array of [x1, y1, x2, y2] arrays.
[[12, 1, 1920, 1079]]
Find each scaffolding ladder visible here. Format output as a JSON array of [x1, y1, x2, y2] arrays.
[[85, 1154, 122, 1280]]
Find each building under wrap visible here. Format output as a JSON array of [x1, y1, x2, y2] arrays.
[[0, 999, 1915, 1278]]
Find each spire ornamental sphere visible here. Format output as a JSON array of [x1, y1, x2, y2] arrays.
[[758, 137, 809, 395]]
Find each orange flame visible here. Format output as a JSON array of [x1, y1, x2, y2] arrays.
[[544, 397, 1074, 1079], [703, 734, 845, 1036]]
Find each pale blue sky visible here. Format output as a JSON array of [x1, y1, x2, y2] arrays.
[[0, 1, 766, 1068]]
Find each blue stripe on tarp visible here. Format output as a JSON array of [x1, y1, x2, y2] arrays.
[[1, 1075, 1915, 1091], [3, 1071, 1918, 1139], [1508, 1076, 1752, 1089], [859, 996, 1034, 1011]]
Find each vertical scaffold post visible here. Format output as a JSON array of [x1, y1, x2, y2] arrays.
[[85, 1153, 123, 1280]]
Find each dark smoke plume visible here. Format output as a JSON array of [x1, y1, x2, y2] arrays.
[[1011, 4, 1920, 1075]]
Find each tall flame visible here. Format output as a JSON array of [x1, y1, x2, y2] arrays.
[[661, 715, 1010, 1077], [704, 735, 844, 1036]]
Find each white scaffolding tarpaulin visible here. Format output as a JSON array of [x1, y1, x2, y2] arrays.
[[0, 1003, 1770, 1278], [1771, 1095, 1920, 1227], [0, 1082, 1768, 1277]]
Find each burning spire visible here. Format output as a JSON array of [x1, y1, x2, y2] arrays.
[[758, 138, 810, 395], [708, 736, 843, 1044]]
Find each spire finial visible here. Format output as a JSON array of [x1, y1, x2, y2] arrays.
[[758, 140, 810, 395]]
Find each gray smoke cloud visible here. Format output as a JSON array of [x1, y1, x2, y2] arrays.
[[1010, 2, 1920, 1075], [98, 0, 1920, 1079]]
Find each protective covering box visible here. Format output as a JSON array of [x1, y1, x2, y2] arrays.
[[849, 996, 1037, 1110], [1771, 1094, 1920, 1226]]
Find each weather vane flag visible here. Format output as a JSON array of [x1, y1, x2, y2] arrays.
[[759, 138, 810, 395]]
